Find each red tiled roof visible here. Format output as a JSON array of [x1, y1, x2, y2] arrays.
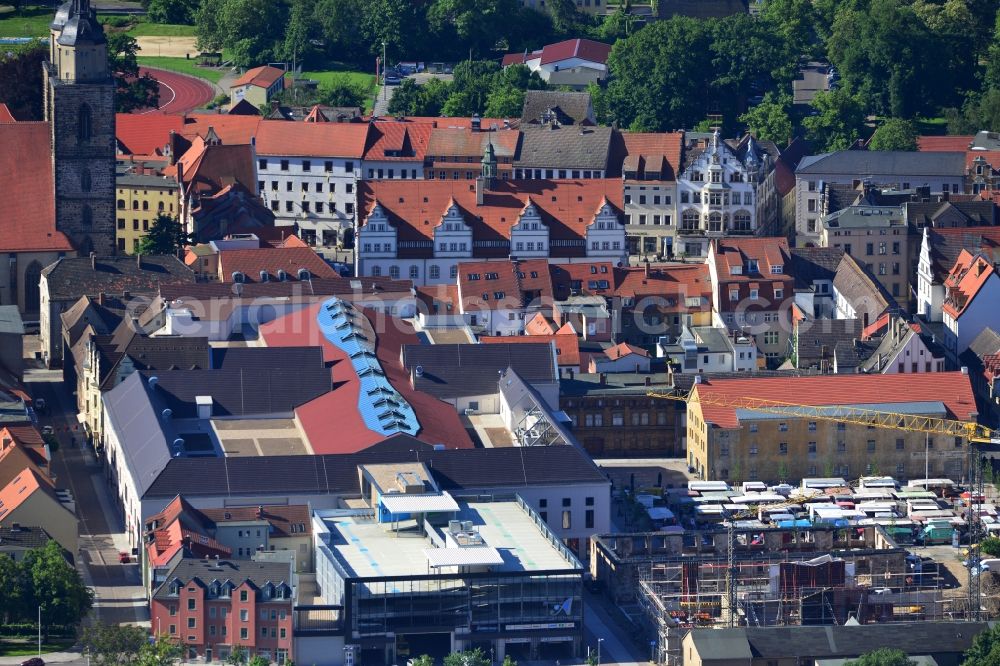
[[304, 105, 329, 123], [695, 371, 979, 429], [457, 258, 553, 311], [414, 284, 459, 314], [614, 264, 712, 312], [199, 504, 312, 538], [0, 103, 16, 123], [218, 247, 339, 283], [0, 122, 74, 253], [942, 249, 996, 319], [918, 136, 974, 152], [176, 136, 257, 197], [363, 121, 432, 161], [502, 38, 611, 67], [621, 132, 683, 181], [232, 65, 285, 89], [426, 127, 520, 159], [861, 312, 891, 340], [713, 237, 791, 280], [525, 312, 557, 335], [259, 303, 474, 453], [369, 116, 514, 130], [180, 115, 262, 145], [0, 467, 51, 520], [115, 113, 185, 156], [255, 119, 369, 158], [359, 179, 624, 258], [605, 342, 648, 359], [983, 353, 1000, 382]]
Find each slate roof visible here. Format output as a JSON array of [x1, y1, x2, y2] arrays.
[[0, 306, 24, 335], [797, 151, 967, 176], [0, 525, 52, 551], [905, 200, 996, 229], [190, 183, 277, 244], [789, 247, 844, 291], [795, 318, 864, 370], [922, 226, 1000, 285], [153, 558, 292, 599], [199, 504, 312, 538], [94, 323, 210, 390], [211, 346, 325, 370], [42, 256, 195, 301], [139, 365, 330, 419], [515, 124, 612, 171], [521, 90, 593, 126], [143, 435, 608, 499], [401, 343, 556, 399]]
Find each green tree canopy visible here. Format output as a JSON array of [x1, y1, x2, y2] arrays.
[[23, 540, 93, 630], [868, 118, 917, 151], [107, 33, 160, 112], [146, 0, 199, 24], [964, 624, 1000, 666], [0, 553, 28, 624], [83, 623, 149, 666], [803, 88, 866, 151], [137, 214, 191, 256], [135, 634, 183, 666], [0, 41, 46, 121], [845, 648, 915, 666], [444, 649, 491, 666], [739, 93, 793, 145]]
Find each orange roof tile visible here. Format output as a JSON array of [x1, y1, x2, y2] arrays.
[[694, 372, 978, 429], [115, 113, 185, 156], [525, 312, 557, 335], [232, 65, 285, 89], [426, 127, 520, 160], [457, 258, 553, 311], [363, 121, 432, 161], [0, 103, 17, 123], [359, 179, 623, 259], [621, 132, 683, 180], [255, 119, 369, 158], [218, 247, 338, 282], [918, 135, 974, 152], [942, 249, 997, 319], [0, 467, 50, 521], [0, 122, 74, 253], [605, 342, 648, 360]]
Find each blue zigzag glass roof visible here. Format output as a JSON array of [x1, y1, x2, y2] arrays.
[[317, 297, 420, 436]]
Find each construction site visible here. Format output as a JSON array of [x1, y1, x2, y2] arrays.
[[590, 524, 974, 665]]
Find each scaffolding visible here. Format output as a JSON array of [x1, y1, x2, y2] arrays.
[[633, 541, 949, 666]]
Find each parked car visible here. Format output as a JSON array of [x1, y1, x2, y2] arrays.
[[22, 658, 45, 666], [41, 425, 54, 435], [382, 70, 402, 85]]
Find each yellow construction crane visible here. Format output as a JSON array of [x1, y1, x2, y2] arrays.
[[650, 385, 1000, 623], [648, 387, 999, 443]]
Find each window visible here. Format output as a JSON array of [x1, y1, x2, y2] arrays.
[[562, 510, 571, 529], [280, 160, 289, 171], [867, 440, 876, 452], [390, 265, 400, 279], [259, 159, 268, 170], [808, 442, 817, 453], [837, 441, 846, 452], [187, 618, 196, 629], [240, 628, 248, 640], [562, 497, 571, 507], [187, 599, 196, 610], [240, 590, 248, 602], [169, 625, 176, 635], [409, 265, 419, 279], [585, 510, 594, 529], [77, 104, 92, 142], [779, 442, 788, 455]]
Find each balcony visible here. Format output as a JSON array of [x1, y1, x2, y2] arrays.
[[678, 226, 705, 236]]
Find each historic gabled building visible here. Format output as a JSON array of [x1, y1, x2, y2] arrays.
[[675, 131, 777, 258], [356, 151, 626, 284]]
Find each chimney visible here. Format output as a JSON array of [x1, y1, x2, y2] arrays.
[[256, 505, 264, 519], [97, 293, 105, 306], [90, 252, 96, 270], [645, 259, 651, 278], [475, 177, 485, 206], [644, 376, 651, 387]]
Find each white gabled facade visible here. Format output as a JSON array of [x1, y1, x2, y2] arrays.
[[585, 198, 627, 259], [510, 199, 549, 257], [256, 155, 360, 247], [675, 131, 773, 259]]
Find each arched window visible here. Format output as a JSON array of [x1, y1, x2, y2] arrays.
[[708, 212, 722, 232], [389, 265, 400, 280], [81, 168, 91, 192], [371, 265, 382, 277], [409, 265, 419, 279], [23, 261, 43, 313], [429, 265, 440, 280], [681, 209, 699, 231], [77, 104, 92, 142], [81, 204, 92, 227], [117, 199, 126, 210], [733, 211, 752, 232]]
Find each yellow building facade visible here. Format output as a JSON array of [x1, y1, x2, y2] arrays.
[[115, 161, 179, 254]]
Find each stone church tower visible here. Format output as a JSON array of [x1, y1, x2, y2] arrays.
[[43, 0, 116, 256]]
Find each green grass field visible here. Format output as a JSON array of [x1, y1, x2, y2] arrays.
[[0, 6, 54, 37], [137, 56, 225, 84], [302, 69, 376, 93], [126, 22, 197, 37]]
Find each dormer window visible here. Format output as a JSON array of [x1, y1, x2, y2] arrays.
[[771, 264, 783, 274], [747, 259, 759, 273]]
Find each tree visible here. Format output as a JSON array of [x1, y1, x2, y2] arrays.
[[739, 93, 793, 145], [803, 88, 866, 152], [24, 540, 93, 632], [0, 554, 28, 624], [279, 0, 318, 67], [319, 76, 368, 107], [408, 657, 433, 666], [444, 649, 490, 666], [443, 59, 501, 116], [136, 214, 191, 256], [226, 646, 248, 666], [313, 0, 366, 61], [246, 657, 270, 666], [760, 0, 819, 60], [868, 118, 917, 151], [83, 623, 149, 666], [0, 41, 47, 121], [107, 33, 160, 112], [217, 0, 288, 67], [428, 0, 521, 57], [146, 0, 199, 24], [979, 536, 1000, 557], [388, 78, 454, 116], [964, 623, 1000, 666], [194, 0, 225, 52], [134, 634, 183, 666], [502, 657, 517, 666], [844, 648, 915, 666]]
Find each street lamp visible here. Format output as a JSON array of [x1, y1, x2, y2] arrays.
[[597, 637, 604, 665], [37, 606, 41, 656], [382, 42, 387, 101]]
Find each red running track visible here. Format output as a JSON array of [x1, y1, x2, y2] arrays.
[[138, 67, 215, 114]]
